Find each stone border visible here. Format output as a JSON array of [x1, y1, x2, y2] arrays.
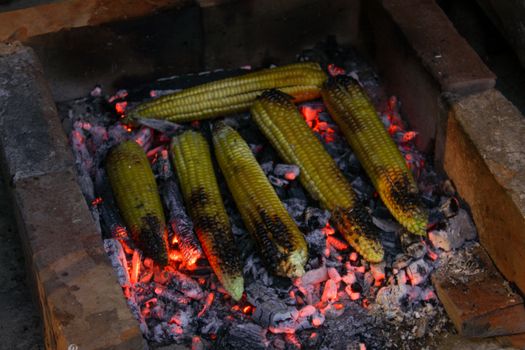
[[444, 90, 525, 294], [0, 42, 147, 350]]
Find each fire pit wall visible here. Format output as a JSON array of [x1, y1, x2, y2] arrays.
[[0, 0, 524, 349]]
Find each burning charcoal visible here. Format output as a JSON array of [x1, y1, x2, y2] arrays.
[[298, 305, 316, 318], [169, 271, 204, 300], [311, 311, 326, 327], [103, 239, 130, 287], [321, 279, 338, 303], [296, 266, 329, 287], [133, 126, 153, 151], [136, 118, 182, 136], [219, 323, 269, 350], [304, 207, 331, 229], [260, 161, 274, 175], [406, 259, 432, 285], [268, 174, 288, 187], [95, 170, 130, 240], [392, 254, 412, 272], [274, 163, 300, 181], [160, 178, 203, 266], [370, 262, 385, 284], [327, 267, 342, 282]]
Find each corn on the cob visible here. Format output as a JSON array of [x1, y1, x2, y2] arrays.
[[171, 130, 244, 300], [251, 90, 383, 263], [126, 62, 327, 123], [321, 76, 428, 235], [106, 141, 169, 265], [212, 122, 308, 278]]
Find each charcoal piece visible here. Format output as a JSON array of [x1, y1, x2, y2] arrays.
[[428, 210, 476, 252], [372, 216, 402, 233], [169, 271, 204, 300], [137, 117, 181, 137], [400, 231, 426, 259], [304, 207, 331, 229], [305, 229, 326, 255], [375, 284, 410, 310], [268, 174, 288, 187], [283, 198, 308, 223], [160, 178, 202, 265], [95, 169, 127, 240], [439, 196, 459, 218], [392, 254, 413, 271], [103, 238, 130, 287], [351, 177, 374, 198], [260, 161, 274, 175], [449, 209, 477, 241], [274, 163, 300, 179], [219, 323, 269, 350], [406, 259, 432, 285], [286, 184, 308, 201]]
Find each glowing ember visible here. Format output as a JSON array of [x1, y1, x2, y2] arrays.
[[130, 250, 141, 285], [327, 63, 346, 76], [197, 292, 214, 318], [115, 101, 128, 115]]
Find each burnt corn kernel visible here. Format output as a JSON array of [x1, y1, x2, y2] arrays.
[[321, 77, 427, 235], [106, 141, 169, 266], [251, 90, 384, 263], [213, 122, 307, 278], [126, 62, 327, 123], [171, 130, 244, 300]]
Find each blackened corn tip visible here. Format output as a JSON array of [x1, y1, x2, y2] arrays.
[[257, 89, 294, 103]]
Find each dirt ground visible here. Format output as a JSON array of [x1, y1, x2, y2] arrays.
[[0, 175, 43, 350]]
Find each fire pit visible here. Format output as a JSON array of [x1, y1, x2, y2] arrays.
[[0, 0, 524, 349]]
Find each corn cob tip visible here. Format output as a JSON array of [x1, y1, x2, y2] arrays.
[[221, 275, 244, 301], [282, 251, 306, 278], [402, 208, 428, 236], [257, 89, 295, 103], [332, 206, 384, 263]]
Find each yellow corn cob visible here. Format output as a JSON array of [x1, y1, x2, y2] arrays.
[[251, 90, 384, 263], [171, 130, 244, 300], [126, 62, 327, 123], [106, 141, 169, 266], [212, 122, 308, 278], [321, 76, 428, 235]]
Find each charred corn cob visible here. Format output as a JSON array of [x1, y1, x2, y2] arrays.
[[321, 76, 427, 235], [251, 90, 383, 263], [127, 62, 327, 123], [106, 141, 169, 266], [171, 131, 244, 300], [212, 122, 308, 278]]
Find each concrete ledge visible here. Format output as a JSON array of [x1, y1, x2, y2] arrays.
[[0, 42, 146, 349], [444, 89, 525, 294], [0, 42, 73, 182], [366, 0, 496, 155]]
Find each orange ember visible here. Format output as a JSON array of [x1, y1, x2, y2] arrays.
[[115, 101, 128, 115], [130, 250, 141, 284]]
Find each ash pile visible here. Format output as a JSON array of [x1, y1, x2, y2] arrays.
[[58, 41, 480, 350]]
